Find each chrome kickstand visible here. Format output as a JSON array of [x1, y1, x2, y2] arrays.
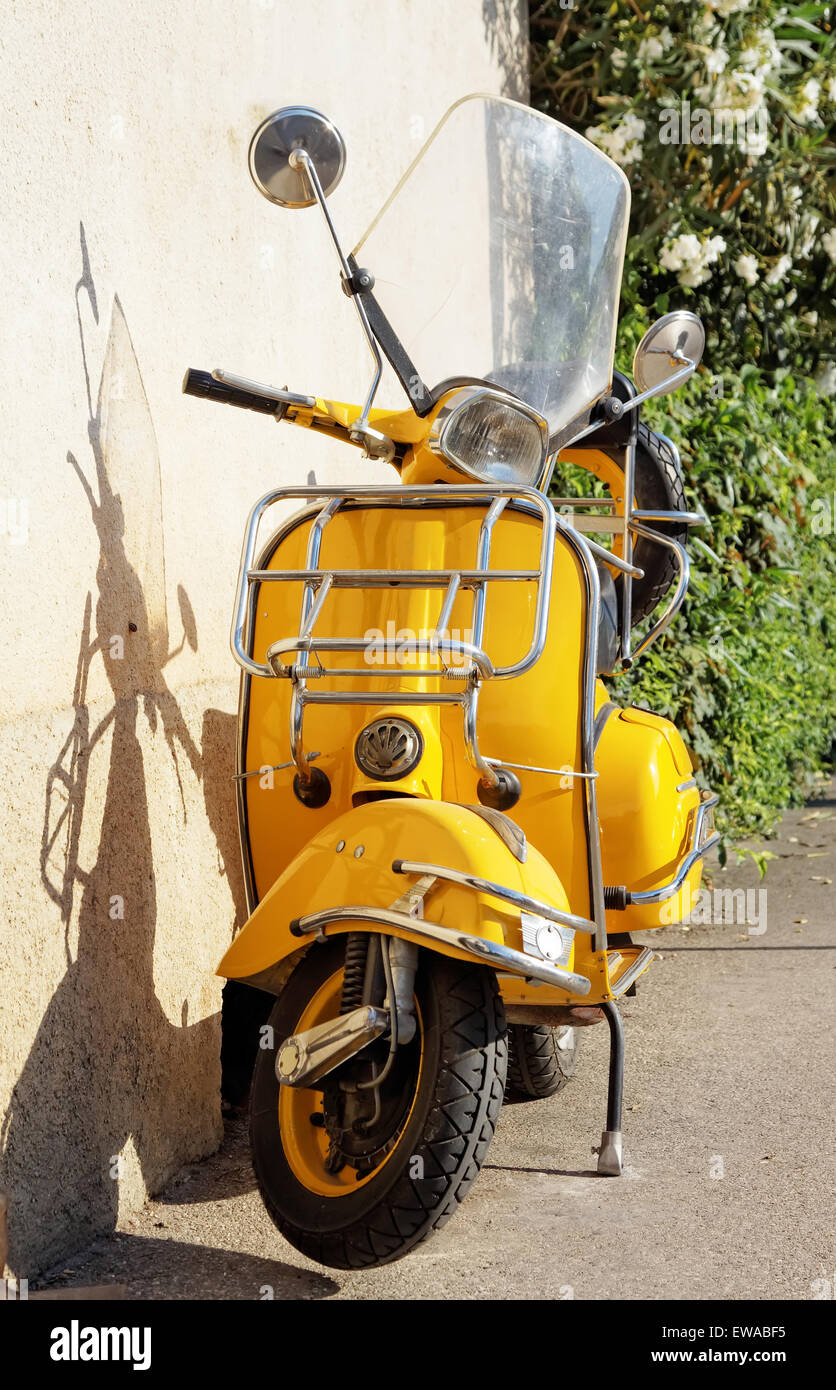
[[594, 1001, 624, 1176]]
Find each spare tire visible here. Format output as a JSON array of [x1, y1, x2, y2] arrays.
[[617, 422, 688, 626]]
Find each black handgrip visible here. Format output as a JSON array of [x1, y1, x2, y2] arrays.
[[182, 369, 285, 416]]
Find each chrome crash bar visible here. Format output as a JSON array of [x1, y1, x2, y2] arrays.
[[289, 903, 592, 996], [627, 792, 720, 905], [553, 429, 707, 666]]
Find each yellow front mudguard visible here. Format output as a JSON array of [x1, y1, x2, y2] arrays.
[[218, 798, 582, 995]]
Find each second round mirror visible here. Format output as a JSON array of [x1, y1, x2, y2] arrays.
[[633, 310, 705, 396]]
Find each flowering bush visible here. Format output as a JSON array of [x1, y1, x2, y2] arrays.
[[531, 0, 836, 840], [531, 0, 835, 380]]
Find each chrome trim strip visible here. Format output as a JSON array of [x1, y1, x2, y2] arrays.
[[464, 806, 527, 863], [551, 496, 617, 508], [290, 905, 592, 995], [392, 858, 596, 936], [609, 947, 656, 998]]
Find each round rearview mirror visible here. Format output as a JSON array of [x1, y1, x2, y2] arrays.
[[633, 310, 705, 396], [248, 106, 346, 208]]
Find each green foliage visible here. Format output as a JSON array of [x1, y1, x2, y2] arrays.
[[531, 0, 836, 841]]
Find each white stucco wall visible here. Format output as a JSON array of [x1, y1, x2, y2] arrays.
[[0, 0, 527, 1275]]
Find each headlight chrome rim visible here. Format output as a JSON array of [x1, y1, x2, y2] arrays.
[[428, 386, 549, 488]]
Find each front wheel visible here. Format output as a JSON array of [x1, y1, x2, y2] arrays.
[[250, 939, 507, 1270]]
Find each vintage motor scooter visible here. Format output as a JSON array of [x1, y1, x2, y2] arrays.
[[184, 95, 718, 1270]]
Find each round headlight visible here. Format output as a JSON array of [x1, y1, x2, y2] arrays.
[[430, 388, 548, 486]]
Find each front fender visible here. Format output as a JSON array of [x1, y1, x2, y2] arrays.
[[218, 798, 575, 992]]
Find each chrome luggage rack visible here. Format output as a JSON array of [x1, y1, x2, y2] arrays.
[[231, 483, 566, 791]]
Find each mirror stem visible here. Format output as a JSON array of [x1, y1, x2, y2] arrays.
[[289, 149, 383, 434]]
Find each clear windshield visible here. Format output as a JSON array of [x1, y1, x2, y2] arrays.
[[354, 95, 630, 440]]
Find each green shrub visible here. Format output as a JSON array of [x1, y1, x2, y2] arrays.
[[531, 0, 836, 842]]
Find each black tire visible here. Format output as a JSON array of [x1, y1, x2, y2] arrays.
[[506, 1024, 579, 1101], [618, 422, 688, 625], [251, 940, 507, 1270]]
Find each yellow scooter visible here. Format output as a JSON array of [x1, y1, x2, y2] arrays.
[[184, 95, 718, 1270]]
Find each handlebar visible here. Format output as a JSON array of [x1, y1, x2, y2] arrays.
[[182, 368, 288, 416]]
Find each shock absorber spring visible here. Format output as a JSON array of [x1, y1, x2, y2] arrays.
[[340, 933, 369, 1014]]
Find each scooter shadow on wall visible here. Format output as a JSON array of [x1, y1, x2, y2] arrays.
[[0, 225, 253, 1276], [481, 0, 530, 102]]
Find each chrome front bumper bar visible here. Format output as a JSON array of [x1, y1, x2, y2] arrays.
[[289, 904, 592, 996]]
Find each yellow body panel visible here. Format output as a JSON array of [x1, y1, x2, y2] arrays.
[[598, 705, 702, 931]]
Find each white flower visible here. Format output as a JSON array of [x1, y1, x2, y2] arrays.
[[586, 112, 646, 168], [734, 253, 759, 286], [800, 310, 818, 327], [795, 77, 821, 125], [705, 47, 730, 76], [814, 362, 836, 397], [739, 29, 781, 78], [822, 228, 836, 266], [709, 69, 766, 112], [611, 49, 628, 74], [637, 27, 673, 65], [660, 234, 702, 272], [704, 0, 751, 15], [797, 211, 820, 260], [828, 76, 836, 102], [765, 253, 792, 287], [660, 232, 726, 287], [785, 288, 797, 307]]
